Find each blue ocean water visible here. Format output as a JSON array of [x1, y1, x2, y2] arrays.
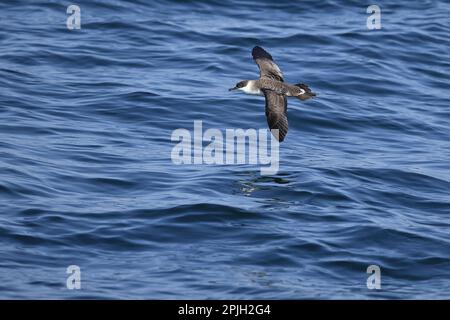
[[0, 0, 449, 299]]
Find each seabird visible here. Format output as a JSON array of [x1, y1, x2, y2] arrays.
[[229, 46, 316, 142]]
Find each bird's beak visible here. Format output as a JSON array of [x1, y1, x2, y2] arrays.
[[229, 87, 237, 91]]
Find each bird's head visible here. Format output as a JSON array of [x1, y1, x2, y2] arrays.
[[229, 80, 249, 92]]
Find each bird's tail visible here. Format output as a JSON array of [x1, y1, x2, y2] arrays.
[[294, 83, 316, 101]]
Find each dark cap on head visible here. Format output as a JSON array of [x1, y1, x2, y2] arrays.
[[229, 80, 248, 91]]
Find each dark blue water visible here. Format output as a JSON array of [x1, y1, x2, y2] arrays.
[[1, 0, 449, 299]]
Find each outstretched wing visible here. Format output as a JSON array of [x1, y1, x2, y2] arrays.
[[264, 90, 288, 142], [252, 46, 284, 82]]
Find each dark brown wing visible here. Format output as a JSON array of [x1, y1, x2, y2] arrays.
[[252, 46, 284, 82], [264, 90, 288, 142]]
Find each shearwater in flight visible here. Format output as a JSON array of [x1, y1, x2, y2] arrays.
[[229, 46, 316, 142]]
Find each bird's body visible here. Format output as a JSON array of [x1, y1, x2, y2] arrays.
[[241, 79, 309, 97], [229, 46, 316, 142]]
